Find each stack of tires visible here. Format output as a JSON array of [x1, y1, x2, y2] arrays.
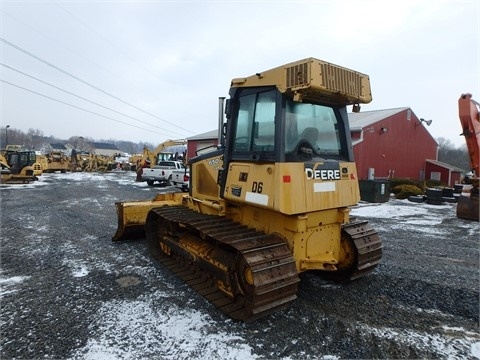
[[441, 187, 457, 203], [425, 188, 444, 205]]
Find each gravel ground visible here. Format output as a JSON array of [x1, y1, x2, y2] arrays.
[[1, 171, 479, 360]]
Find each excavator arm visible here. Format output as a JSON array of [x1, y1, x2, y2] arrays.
[[138, 139, 187, 168], [458, 93, 480, 176], [457, 93, 479, 221]]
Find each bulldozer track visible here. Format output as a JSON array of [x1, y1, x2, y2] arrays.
[[146, 206, 300, 322], [341, 220, 383, 280], [145, 207, 382, 321]]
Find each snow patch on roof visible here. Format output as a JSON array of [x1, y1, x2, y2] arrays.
[[348, 108, 409, 128]]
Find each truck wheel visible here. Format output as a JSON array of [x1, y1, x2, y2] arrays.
[[167, 175, 173, 186], [147, 180, 154, 186]]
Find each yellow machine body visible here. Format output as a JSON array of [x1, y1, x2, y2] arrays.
[[113, 57, 382, 321], [0, 151, 38, 183], [44, 151, 70, 173]]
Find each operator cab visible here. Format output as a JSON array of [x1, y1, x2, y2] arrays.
[[225, 86, 354, 164], [4, 150, 36, 175]]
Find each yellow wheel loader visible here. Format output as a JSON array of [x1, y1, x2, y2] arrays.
[[113, 57, 383, 321]]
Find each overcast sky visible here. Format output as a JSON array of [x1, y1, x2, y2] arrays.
[[1, 0, 479, 148]]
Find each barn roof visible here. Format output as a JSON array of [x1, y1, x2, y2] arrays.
[[426, 159, 465, 172], [348, 108, 409, 129], [187, 130, 218, 141], [49, 143, 67, 150], [89, 142, 120, 150]]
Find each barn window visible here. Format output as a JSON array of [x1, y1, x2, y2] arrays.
[[430, 172, 441, 181]]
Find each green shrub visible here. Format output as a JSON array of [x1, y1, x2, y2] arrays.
[[389, 178, 426, 192], [393, 184, 424, 199], [425, 179, 444, 188]]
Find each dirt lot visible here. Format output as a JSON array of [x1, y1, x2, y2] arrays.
[[1, 171, 479, 359]]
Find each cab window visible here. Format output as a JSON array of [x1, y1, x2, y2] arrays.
[[233, 89, 276, 153], [285, 101, 341, 156]]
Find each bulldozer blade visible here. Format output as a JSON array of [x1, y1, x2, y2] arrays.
[[112, 193, 186, 241]]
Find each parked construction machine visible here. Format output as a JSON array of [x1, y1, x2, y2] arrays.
[[0, 156, 12, 183], [43, 151, 70, 173], [457, 93, 479, 221], [134, 139, 187, 180], [1, 145, 38, 183], [34, 152, 47, 176], [113, 57, 383, 321]]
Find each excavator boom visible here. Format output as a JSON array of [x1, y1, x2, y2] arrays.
[[458, 93, 480, 176], [457, 93, 479, 221]]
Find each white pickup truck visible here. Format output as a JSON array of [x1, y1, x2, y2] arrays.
[[141, 160, 185, 186], [171, 167, 190, 192]]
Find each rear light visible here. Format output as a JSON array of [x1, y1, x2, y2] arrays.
[[183, 174, 190, 182]]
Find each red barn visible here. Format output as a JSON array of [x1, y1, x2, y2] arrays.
[[185, 130, 219, 160], [349, 108, 438, 181], [425, 159, 463, 187], [185, 107, 463, 186]]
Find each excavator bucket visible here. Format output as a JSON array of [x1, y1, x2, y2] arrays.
[[456, 186, 479, 221], [112, 192, 186, 241]]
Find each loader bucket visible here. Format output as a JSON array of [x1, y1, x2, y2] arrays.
[[112, 193, 186, 241]]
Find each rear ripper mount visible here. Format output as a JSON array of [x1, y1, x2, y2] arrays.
[[145, 206, 381, 322]]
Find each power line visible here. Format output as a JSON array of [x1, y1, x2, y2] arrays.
[[0, 37, 196, 134], [54, 2, 153, 77], [1, 79, 170, 136], [0, 9, 119, 81], [1, 63, 188, 138]]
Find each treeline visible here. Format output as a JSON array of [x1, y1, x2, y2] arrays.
[[0, 127, 471, 171], [0, 127, 155, 155], [436, 137, 470, 171]]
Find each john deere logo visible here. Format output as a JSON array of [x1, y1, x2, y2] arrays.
[[305, 168, 341, 181]]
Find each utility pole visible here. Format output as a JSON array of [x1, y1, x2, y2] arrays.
[[5, 125, 10, 147]]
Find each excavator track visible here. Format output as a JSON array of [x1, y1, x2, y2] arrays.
[[145, 206, 300, 322]]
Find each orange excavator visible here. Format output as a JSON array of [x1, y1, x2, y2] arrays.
[[457, 93, 479, 221]]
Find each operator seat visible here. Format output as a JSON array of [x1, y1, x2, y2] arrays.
[[299, 127, 319, 148]]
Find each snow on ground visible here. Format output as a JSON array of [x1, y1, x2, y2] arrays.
[[3, 174, 479, 359], [71, 298, 257, 360], [0, 171, 148, 190], [0, 274, 31, 298], [358, 323, 480, 360], [0, 177, 50, 189], [350, 198, 480, 235], [351, 198, 453, 221]]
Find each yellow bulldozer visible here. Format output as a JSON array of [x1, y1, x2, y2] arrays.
[[113, 57, 383, 321], [43, 151, 70, 173]]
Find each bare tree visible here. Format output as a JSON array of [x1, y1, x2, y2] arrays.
[[437, 137, 469, 170]]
